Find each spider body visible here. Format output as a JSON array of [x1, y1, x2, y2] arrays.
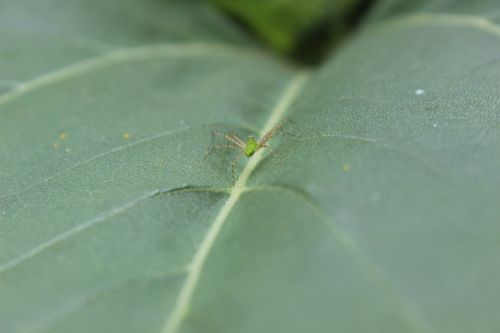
[[206, 119, 290, 182], [244, 136, 257, 157]]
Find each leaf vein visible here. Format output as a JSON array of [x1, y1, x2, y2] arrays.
[[0, 124, 229, 201], [0, 42, 281, 107], [295, 133, 449, 179], [382, 13, 500, 38], [245, 184, 434, 333], [28, 268, 189, 333], [160, 71, 310, 333], [0, 186, 225, 275]]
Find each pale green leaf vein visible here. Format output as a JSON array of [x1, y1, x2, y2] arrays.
[[295, 133, 448, 179], [245, 184, 433, 333], [0, 123, 235, 201], [160, 71, 310, 333], [0, 190, 157, 274], [0, 186, 227, 275], [29, 268, 189, 333], [0, 42, 281, 107], [383, 13, 500, 38]]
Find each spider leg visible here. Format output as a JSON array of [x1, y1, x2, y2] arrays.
[[204, 144, 239, 159], [259, 118, 290, 146], [229, 133, 246, 147], [213, 130, 245, 148], [260, 144, 277, 157], [231, 152, 244, 183]]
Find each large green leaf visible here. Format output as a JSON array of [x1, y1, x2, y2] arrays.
[[1, 1, 499, 333]]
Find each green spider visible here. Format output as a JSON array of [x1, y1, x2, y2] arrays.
[[207, 119, 290, 182]]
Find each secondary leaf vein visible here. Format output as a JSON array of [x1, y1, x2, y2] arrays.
[[0, 186, 226, 275], [0, 42, 282, 107], [245, 184, 434, 333], [0, 123, 234, 201], [383, 13, 500, 38]]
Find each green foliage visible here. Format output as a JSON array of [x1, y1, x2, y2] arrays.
[[1, 0, 499, 332], [208, 0, 361, 52]]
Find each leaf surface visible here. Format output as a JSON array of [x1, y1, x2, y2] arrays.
[[1, 1, 499, 333]]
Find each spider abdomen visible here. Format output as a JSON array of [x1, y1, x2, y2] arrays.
[[244, 136, 257, 157]]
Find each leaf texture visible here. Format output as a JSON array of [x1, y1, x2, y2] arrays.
[[1, 1, 499, 332]]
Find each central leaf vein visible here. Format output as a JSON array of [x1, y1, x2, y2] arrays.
[[160, 71, 310, 333]]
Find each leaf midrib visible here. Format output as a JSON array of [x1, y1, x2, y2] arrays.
[[160, 71, 310, 333], [20, 183, 431, 333]]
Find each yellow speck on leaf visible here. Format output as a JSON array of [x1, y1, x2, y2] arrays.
[[52, 143, 60, 149], [342, 163, 351, 172], [59, 132, 67, 140], [123, 132, 131, 140]]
